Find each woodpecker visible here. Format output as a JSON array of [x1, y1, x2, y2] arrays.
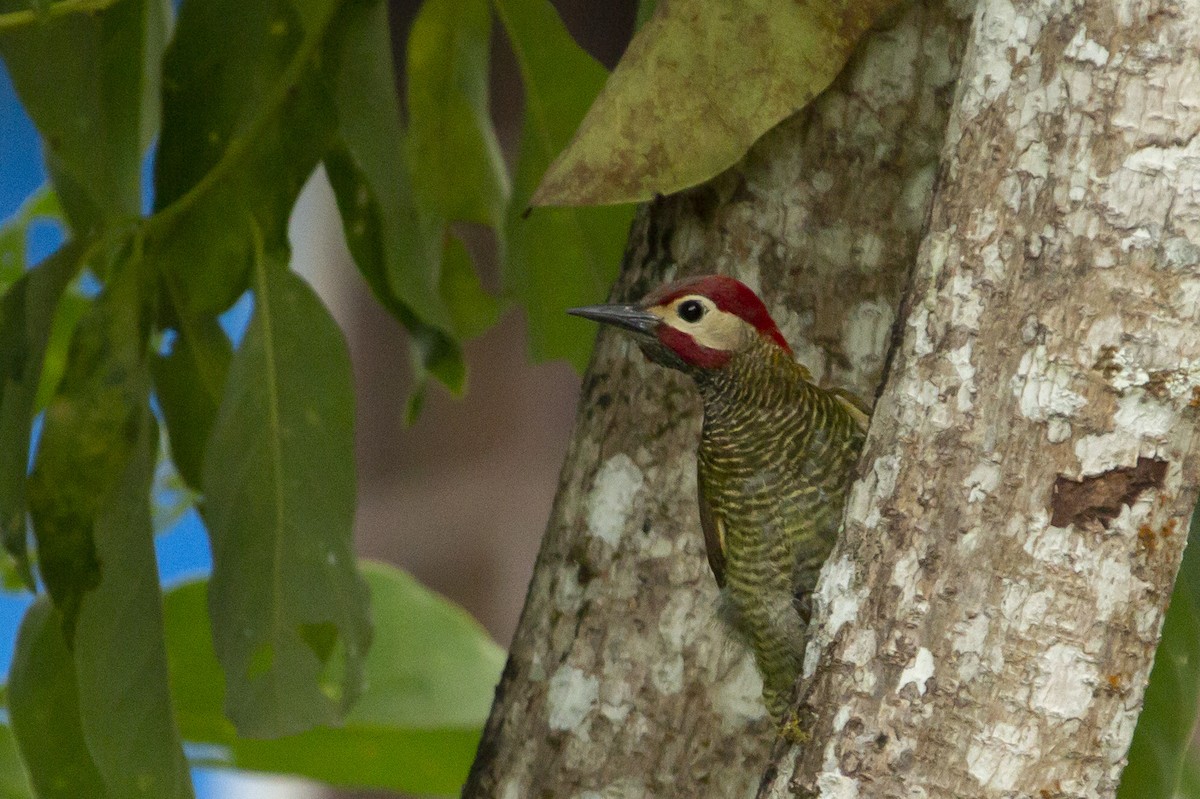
[[569, 275, 868, 717]]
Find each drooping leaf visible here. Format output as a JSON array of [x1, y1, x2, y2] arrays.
[[203, 247, 371, 738], [0, 243, 84, 588], [27, 254, 150, 637], [73, 411, 193, 798], [531, 0, 899, 206], [9, 599, 105, 799], [1117, 509, 1200, 799], [323, 0, 470, 396], [494, 0, 634, 369], [164, 561, 504, 796], [151, 315, 231, 490], [406, 0, 509, 228], [150, 0, 339, 318], [0, 0, 168, 231], [0, 724, 34, 799], [441, 233, 503, 341]]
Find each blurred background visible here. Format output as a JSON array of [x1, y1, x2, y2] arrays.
[[0, 0, 636, 796]]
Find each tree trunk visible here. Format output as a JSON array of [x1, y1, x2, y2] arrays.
[[462, 3, 970, 796], [758, 1, 1200, 797]]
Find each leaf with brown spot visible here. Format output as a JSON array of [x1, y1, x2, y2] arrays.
[[531, 0, 900, 207]]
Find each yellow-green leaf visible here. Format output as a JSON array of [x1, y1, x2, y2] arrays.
[[532, 0, 898, 207]]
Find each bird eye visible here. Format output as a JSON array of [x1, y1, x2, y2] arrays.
[[678, 299, 705, 323]]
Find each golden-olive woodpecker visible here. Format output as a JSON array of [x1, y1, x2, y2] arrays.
[[570, 275, 868, 717]]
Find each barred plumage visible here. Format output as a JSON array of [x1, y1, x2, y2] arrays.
[[695, 336, 866, 716], [569, 275, 868, 718]]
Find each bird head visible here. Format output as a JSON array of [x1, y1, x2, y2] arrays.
[[568, 275, 792, 372]]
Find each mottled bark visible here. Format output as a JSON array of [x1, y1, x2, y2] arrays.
[[760, 0, 1200, 797], [462, 4, 969, 797]]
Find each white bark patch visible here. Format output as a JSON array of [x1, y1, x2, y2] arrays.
[[713, 652, 766, 730], [891, 547, 921, 608], [574, 778, 649, 799], [547, 665, 599, 734], [1001, 579, 1053, 634], [966, 722, 1040, 792], [1012, 344, 1087, 423], [1023, 523, 1074, 568], [1033, 644, 1096, 718], [586, 454, 644, 547], [1064, 26, 1109, 66], [1095, 556, 1143, 623], [658, 590, 695, 650], [1075, 394, 1175, 475], [948, 341, 977, 411], [908, 306, 935, 356], [816, 771, 860, 799], [951, 614, 992, 682], [650, 653, 684, 695], [842, 628, 877, 668], [806, 556, 867, 678], [843, 299, 895, 374], [897, 647, 936, 696], [847, 455, 901, 530], [1114, 393, 1175, 439], [1074, 432, 1136, 476], [554, 563, 584, 614], [949, 273, 984, 330], [964, 461, 1001, 503]]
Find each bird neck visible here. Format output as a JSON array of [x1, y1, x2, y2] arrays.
[[691, 336, 814, 421]]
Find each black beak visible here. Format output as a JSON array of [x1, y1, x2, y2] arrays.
[[567, 304, 660, 335]]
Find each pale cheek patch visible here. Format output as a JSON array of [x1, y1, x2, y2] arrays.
[[651, 299, 755, 353]]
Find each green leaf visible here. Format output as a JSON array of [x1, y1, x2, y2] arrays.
[[203, 247, 371, 738], [1118, 509, 1200, 799], [151, 315, 231, 491], [0, 243, 84, 588], [0, 725, 34, 799], [0, 188, 88, 416], [27, 253, 150, 636], [9, 599, 105, 799], [150, 0, 339, 318], [323, 0, 479, 399], [0, 187, 64, 286], [32, 281, 90, 414], [406, 0, 509, 228], [1181, 750, 1200, 798], [73, 411, 193, 798], [493, 0, 634, 370], [164, 561, 504, 796], [442, 233, 502, 341], [531, 0, 899, 206], [0, 0, 168, 231]]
